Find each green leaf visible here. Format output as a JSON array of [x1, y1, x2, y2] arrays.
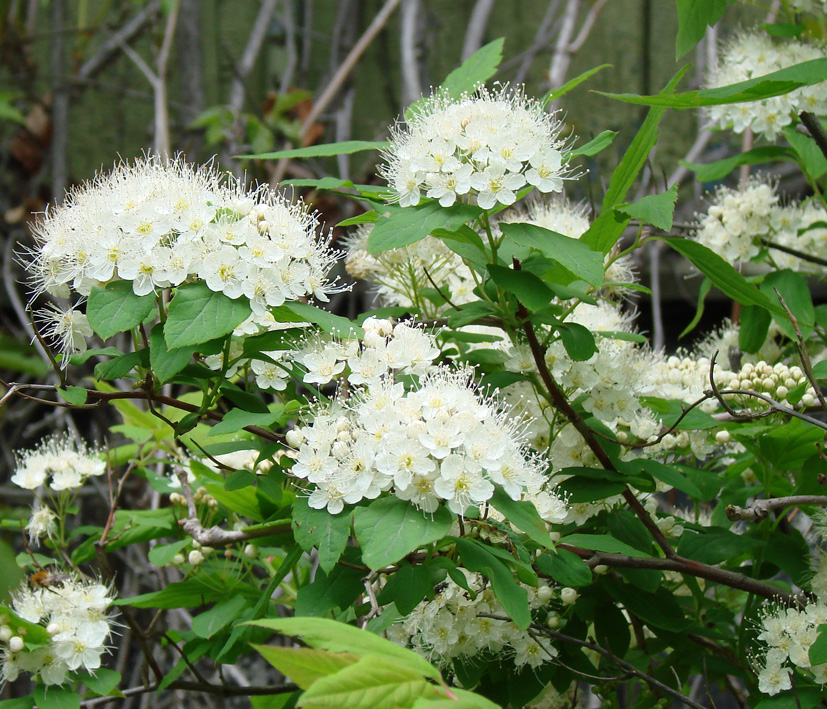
[[616, 185, 678, 231], [445, 301, 498, 328], [353, 498, 453, 571], [760, 268, 815, 339], [78, 668, 122, 696], [739, 304, 771, 354], [286, 302, 363, 338], [499, 223, 604, 286], [368, 201, 483, 254], [86, 282, 156, 340], [679, 277, 711, 339], [57, 386, 88, 406], [635, 460, 702, 498], [441, 38, 504, 98], [558, 322, 597, 362], [754, 688, 823, 709], [0, 698, 34, 709], [33, 686, 79, 709], [454, 537, 530, 629], [487, 264, 554, 312], [116, 576, 255, 609], [543, 65, 611, 106], [147, 539, 190, 567], [536, 549, 591, 587], [584, 66, 690, 254], [677, 527, 758, 564], [244, 617, 442, 681], [570, 129, 617, 157], [377, 564, 433, 615], [684, 146, 792, 182], [603, 580, 689, 632], [675, 0, 733, 58], [658, 238, 783, 316], [192, 595, 250, 639], [149, 324, 196, 383], [252, 645, 360, 689], [785, 123, 827, 179], [0, 604, 51, 647], [489, 487, 554, 548], [239, 140, 388, 160], [559, 533, 651, 558], [165, 282, 252, 349], [208, 407, 284, 437], [600, 58, 827, 108], [810, 624, 827, 665], [297, 654, 435, 708], [94, 348, 149, 380], [293, 498, 351, 574]]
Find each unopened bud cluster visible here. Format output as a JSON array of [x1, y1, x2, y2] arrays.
[[725, 362, 816, 408]]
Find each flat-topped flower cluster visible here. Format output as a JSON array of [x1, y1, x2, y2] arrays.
[[25, 156, 341, 357], [706, 31, 827, 140], [381, 86, 571, 209], [694, 178, 827, 269], [288, 318, 566, 518], [1, 576, 115, 686]]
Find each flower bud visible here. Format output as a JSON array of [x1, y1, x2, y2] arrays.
[[593, 564, 608, 575], [188, 550, 204, 566], [715, 430, 731, 444], [172, 553, 186, 566], [546, 613, 560, 629], [8, 636, 24, 652], [244, 544, 259, 559], [537, 586, 553, 603], [285, 429, 304, 448], [0, 626, 11, 642], [560, 587, 579, 605], [46, 623, 60, 636]]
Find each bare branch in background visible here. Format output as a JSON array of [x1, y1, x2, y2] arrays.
[[76, 1, 162, 84], [279, 0, 299, 94], [228, 0, 279, 115], [548, 0, 579, 91], [512, 0, 560, 85], [400, 0, 422, 107], [49, 0, 68, 201], [176, 0, 206, 152], [461, 0, 495, 60], [272, 0, 403, 182]]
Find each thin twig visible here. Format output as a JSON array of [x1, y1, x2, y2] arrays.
[[726, 495, 827, 522], [800, 111, 827, 161]]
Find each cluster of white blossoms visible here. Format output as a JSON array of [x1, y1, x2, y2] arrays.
[[753, 601, 827, 695], [1, 576, 115, 686], [345, 197, 634, 318], [705, 32, 827, 140], [386, 571, 556, 669], [25, 155, 341, 359], [11, 435, 105, 492], [287, 318, 566, 518], [381, 86, 571, 209], [694, 178, 827, 269], [725, 361, 817, 408]]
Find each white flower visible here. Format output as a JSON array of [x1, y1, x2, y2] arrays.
[[382, 86, 572, 210], [12, 435, 104, 493], [26, 505, 58, 544], [34, 303, 93, 365]]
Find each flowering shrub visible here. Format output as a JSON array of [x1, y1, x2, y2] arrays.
[[4, 3, 827, 708]]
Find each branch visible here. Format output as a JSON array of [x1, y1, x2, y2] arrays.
[[799, 111, 827, 162], [726, 495, 827, 522], [461, 0, 496, 60], [558, 544, 802, 605], [512, 259, 677, 559], [174, 468, 290, 545], [478, 614, 706, 709], [228, 0, 279, 114], [761, 238, 827, 269]]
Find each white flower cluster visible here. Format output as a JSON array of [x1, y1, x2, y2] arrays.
[[694, 178, 827, 268], [387, 571, 556, 669], [1, 577, 115, 686], [754, 601, 827, 695], [344, 227, 477, 318], [11, 435, 105, 492], [381, 87, 571, 209], [288, 318, 565, 518], [345, 197, 633, 319], [706, 32, 827, 140], [25, 155, 341, 358]]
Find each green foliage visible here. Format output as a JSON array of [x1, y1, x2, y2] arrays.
[[165, 282, 252, 348], [86, 282, 155, 339]]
